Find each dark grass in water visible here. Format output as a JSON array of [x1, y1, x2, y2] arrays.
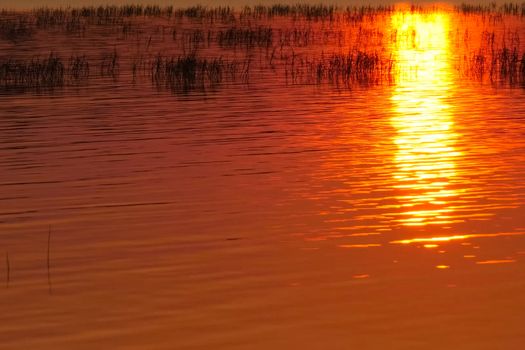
[[151, 54, 241, 92], [3, 4, 525, 92], [0, 54, 65, 90], [457, 2, 525, 16], [0, 16, 33, 42]]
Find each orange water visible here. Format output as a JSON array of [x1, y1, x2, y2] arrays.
[[1, 8, 525, 349]]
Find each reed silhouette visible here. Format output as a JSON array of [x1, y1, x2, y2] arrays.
[[2, 4, 525, 92]]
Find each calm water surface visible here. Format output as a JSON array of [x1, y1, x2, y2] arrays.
[[1, 8, 525, 349]]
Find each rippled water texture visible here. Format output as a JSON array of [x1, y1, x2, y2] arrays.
[[1, 6, 525, 349]]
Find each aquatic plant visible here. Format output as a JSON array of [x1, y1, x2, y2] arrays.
[[216, 26, 273, 48], [151, 54, 241, 92], [294, 51, 389, 86], [100, 49, 119, 77], [0, 54, 65, 90], [2, 4, 525, 92], [68, 55, 89, 81], [0, 16, 33, 42]]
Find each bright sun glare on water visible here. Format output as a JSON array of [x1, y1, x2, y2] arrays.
[[390, 12, 462, 227]]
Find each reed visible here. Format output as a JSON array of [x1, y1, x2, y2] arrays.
[[151, 54, 238, 92], [0, 54, 65, 90], [240, 4, 337, 20], [216, 26, 273, 48], [100, 49, 119, 77], [173, 6, 236, 23], [69, 55, 89, 81], [3, 4, 525, 92], [8, 4, 399, 29], [0, 53, 101, 90], [299, 51, 387, 86], [457, 2, 525, 16], [0, 16, 33, 42]]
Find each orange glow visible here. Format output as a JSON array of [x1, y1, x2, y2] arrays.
[[476, 259, 517, 265], [338, 244, 381, 248], [390, 231, 525, 245], [423, 244, 439, 248], [390, 12, 460, 227], [436, 265, 450, 269]]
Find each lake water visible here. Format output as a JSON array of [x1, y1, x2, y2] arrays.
[[1, 5, 525, 349]]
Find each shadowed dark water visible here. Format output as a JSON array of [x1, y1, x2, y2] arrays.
[[1, 6, 525, 349]]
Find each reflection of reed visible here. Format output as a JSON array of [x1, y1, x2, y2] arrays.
[[2, 228, 53, 292]]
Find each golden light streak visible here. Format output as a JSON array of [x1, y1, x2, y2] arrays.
[[476, 259, 517, 265], [390, 11, 460, 227], [423, 244, 439, 248], [390, 231, 525, 245], [338, 244, 382, 248]]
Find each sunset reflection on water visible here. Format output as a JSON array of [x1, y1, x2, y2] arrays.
[[2, 6, 525, 349], [390, 12, 462, 227]]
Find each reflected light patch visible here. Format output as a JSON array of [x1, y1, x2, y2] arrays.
[[424, 244, 439, 248], [339, 244, 381, 248], [390, 11, 460, 227], [390, 231, 525, 245], [436, 265, 450, 269], [476, 259, 517, 265]]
